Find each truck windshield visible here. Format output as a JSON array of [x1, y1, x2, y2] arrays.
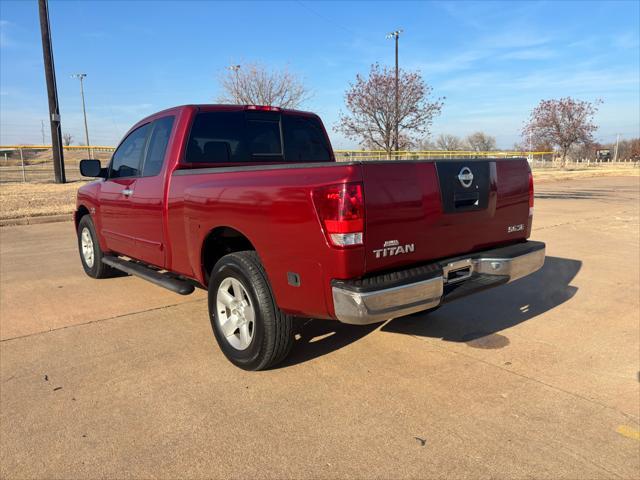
[[186, 111, 332, 164]]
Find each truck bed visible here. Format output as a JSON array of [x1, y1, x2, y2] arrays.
[[165, 157, 532, 319]]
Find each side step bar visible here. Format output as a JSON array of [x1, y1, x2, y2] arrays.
[[102, 256, 195, 295]]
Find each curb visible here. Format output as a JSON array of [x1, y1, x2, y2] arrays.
[[0, 214, 73, 227]]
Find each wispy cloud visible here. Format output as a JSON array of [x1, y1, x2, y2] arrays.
[[479, 30, 553, 50], [499, 48, 556, 61], [414, 50, 488, 75], [412, 23, 556, 76], [0, 19, 14, 48], [612, 31, 640, 50], [439, 66, 639, 95], [93, 103, 154, 115]]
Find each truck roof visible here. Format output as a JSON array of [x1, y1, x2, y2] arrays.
[[137, 104, 319, 125]]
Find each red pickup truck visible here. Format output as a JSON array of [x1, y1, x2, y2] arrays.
[[76, 104, 545, 370]]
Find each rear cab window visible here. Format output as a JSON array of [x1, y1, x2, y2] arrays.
[[282, 114, 332, 162], [184, 110, 332, 165]]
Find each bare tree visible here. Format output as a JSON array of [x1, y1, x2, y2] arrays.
[[523, 97, 601, 167], [335, 63, 444, 155], [615, 138, 640, 161], [218, 63, 310, 109], [570, 141, 600, 161], [62, 133, 73, 146], [466, 132, 496, 152], [513, 138, 554, 152], [435, 133, 467, 151], [416, 138, 437, 150]]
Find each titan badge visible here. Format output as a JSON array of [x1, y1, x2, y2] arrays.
[[373, 240, 415, 259]]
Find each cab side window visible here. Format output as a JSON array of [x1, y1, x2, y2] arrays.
[[142, 116, 175, 177], [110, 123, 151, 179]]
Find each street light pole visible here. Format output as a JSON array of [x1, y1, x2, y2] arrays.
[[227, 65, 241, 103], [72, 73, 92, 158], [386, 29, 403, 154]]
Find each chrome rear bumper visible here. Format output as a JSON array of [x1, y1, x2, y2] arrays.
[[332, 241, 545, 325]]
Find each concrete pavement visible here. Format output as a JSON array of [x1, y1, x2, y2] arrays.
[[1, 176, 639, 479]]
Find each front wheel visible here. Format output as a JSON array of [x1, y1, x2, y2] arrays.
[[77, 215, 117, 279], [208, 251, 294, 371]]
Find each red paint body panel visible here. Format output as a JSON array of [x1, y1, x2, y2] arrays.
[[166, 163, 365, 318], [76, 105, 533, 321]]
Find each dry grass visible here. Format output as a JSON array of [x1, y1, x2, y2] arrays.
[[0, 165, 637, 221], [0, 181, 87, 220], [533, 165, 639, 182]]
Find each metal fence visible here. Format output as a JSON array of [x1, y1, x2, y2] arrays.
[[0, 146, 637, 183], [334, 150, 554, 161], [0, 145, 114, 183], [334, 150, 639, 167]]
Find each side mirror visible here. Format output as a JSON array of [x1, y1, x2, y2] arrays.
[[80, 159, 107, 178]]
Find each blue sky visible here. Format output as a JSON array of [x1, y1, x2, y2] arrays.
[[1, 0, 638, 149]]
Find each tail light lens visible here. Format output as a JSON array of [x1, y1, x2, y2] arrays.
[[528, 171, 534, 216], [313, 183, 364, 247]]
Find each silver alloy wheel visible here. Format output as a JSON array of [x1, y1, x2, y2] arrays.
[[81, 227, 95, 268], [216, 277, 255, 351]]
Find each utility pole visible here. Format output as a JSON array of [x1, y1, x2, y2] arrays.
[[38, 0, 65, 183], [72, 73, 92, 158], [386, 29, 403, 154], [613, 133, 620, 162], [40, 120, 46, 145]]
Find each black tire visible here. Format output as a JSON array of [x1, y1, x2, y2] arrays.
[[77, 215, 117, 279], [208, 251, 294, 371]]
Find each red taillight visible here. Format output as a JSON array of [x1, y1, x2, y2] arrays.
[[245, 105, 281, 112], [528, 171, 534, 215], [313, 183, 364, 247]]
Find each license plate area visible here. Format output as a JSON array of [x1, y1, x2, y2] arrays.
[[443, 258, 473, 284]]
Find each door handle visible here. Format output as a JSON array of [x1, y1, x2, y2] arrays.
[[121, 188, 134, 197]]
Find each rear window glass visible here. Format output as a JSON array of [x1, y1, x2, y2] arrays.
[[185, 110, 331, 164], [247, 119, 282, 156], [283, 115, 331, 162], [186, 111, 246, 163]]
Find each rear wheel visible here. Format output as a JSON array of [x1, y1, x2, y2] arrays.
[[208, 251, 293, 371], [77, 215, 117, 279]]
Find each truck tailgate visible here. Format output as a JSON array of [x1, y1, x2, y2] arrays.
[[361, 159, 531, 274]]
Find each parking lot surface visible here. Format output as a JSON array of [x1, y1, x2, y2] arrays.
[[1, 176, 639, 479]]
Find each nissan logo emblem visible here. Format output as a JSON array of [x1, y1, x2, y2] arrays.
[[458, 167, 474, 188]]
